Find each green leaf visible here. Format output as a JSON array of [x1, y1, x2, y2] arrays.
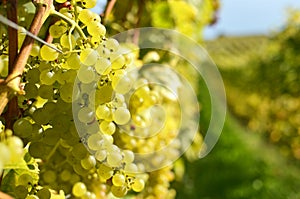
[[1, 170, 17, 194], [151, 2, 174, 28]]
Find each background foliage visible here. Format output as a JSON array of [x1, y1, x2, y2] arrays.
[[1, 0, 300, 198]]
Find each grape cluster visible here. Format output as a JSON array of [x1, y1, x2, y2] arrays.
[[0, 1, 189, 199]]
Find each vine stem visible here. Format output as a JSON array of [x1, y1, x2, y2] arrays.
[[4, 0, 19, 129], [103, 0, 117, 23], [0, 0, 53, 116], [49, 9, 87, 40], [0, 191, 14, 199]]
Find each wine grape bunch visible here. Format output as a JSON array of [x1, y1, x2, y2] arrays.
[[0, 0, 199, 199]]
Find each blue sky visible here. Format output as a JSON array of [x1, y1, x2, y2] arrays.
[[94, 0, 300, 40], [204, 0, 300, 40]]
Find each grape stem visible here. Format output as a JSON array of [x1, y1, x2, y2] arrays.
[[0, 0, 53, 116], [49, 9, 87, 41], [46, 139, 61, 162]]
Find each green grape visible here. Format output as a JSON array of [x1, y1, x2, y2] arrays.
[[104, 38, 119, 52], [86, 122, 99, 135], [81, 0, 97, 8], [73, 162, 89, 176], [36, 188, 51, 199], [42, 128, 60, 146], [80, 155, 96, 169], [72, 182, 87, 197], [54, 69, 66, 84], [153, 184, 168, 196], [112, 107, 131, 125], [26, 68, 41, 84], [51, 114, 71, 132], [91, 36, 101, 46], [28, 141, 45, 158], [100, 120, 116, 135], [95, 84, 114, 105], [60, 34, 76, 49], [82, 191, 97, 199], [38, 61, 52, 72], [43, 101, 56, 113], [56, 98, 72, 112], [112, 173, 126, 186], [91, 12, 101, 23], [67, 53, 81, 70], [94, 57, 111, 75], [122, 150, 134, 163], [59, 7, 73, 19], [78, 66, 96, 84], [40, 44, 59, 61], [38, 84, 53, 99], [18, 30, 26, 48], [80, 48, 98, 66], [40, 70, 56, 85], [96, 45, 110, 58], [49, 24, 67, 38], [78, 9, 93, 24], [78, 107, 95, 123], [71, 143, 88, 159], [111, 185, 128, 198], [87, 133, 103, 150], [18, 173, 33, 186], [111, 55, 125, 70], [107, 151, 122, 167], [102, 134, 114, 147], [64, 69, 77, 83], [87, 22, 106, 37], [96, 104, 111, 120], [6, 136, 23, 152], [80, 82, 97, 94], [24, 83, 38, 99], [111, 74, 133, 94], [15, 185, 29, 199], [97, 164, 113, 180], [0, 143, 10, 163], [0, 56, 8, 77], [131, 178, 145, 192], [67, 154, 78, 165], [112, 93, 125, 107], [124, 163, 138, 173], [30, 43, 40, 57], [31, 108, 51, 125], [55, 0, 67, 3], [42, 170, 57, 184], [13, 117, 33, 138], [26, 195, 39, 199], [69, 173, 81, 185], [60, 169, 72, 182], [95, 149, 106, 161], [60, 83, 76, 103]]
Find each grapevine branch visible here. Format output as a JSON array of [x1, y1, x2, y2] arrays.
[[4, 0, 19, 129], [133, 0, 145, 45], [0, 191, 14, 199], [0, 0, 53, 116], [103, 0, 117, 23], [7, 0, 18, 72]]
